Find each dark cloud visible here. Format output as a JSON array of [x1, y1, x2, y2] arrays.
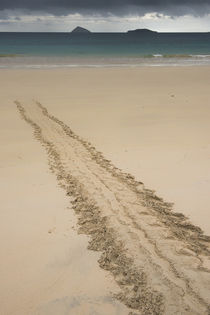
[[0, 10, 9, 20], [0, 0, 210, 17]]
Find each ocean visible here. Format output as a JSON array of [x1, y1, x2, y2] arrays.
[[1, 32, 210, 68]]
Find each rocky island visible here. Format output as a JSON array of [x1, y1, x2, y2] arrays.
[[71, 26, 91, 33], [127, 28, 158, 36]]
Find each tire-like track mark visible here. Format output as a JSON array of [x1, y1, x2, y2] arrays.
[[15, 101, 210, 315]]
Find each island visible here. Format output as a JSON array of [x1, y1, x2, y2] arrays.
[[127, 28, 158, 36], [71, 26, 91, 33]]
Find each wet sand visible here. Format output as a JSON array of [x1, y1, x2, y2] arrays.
[[1, 67, 210, 314]]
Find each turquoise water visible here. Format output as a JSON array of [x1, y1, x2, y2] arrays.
[[1, 32, 210, 67]]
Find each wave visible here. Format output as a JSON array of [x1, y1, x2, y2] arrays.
[[143, 54, 210, 58], [0, 63, 210, 69], [1, 53, 210, 68]]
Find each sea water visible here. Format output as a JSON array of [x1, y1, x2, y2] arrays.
[[0, 32, 210, 68]]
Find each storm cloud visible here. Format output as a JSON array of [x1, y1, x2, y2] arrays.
[[0, 0, 210, 17]]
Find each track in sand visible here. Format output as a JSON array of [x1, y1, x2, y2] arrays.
[[15, 101, 210, 315]]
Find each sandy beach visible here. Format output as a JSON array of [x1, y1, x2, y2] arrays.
[[1, 67, 210, 314]]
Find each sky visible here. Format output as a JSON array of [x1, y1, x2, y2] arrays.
[[0, 0, 210, 32]]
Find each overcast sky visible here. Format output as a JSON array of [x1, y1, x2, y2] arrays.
[[0, 0, 210, 32]]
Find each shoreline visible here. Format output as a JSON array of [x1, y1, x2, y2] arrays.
[[1, 64, 210, 70], [1, 55, 210, 69]]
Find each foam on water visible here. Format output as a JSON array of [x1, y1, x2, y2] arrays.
[[1, 55, 210, 69]]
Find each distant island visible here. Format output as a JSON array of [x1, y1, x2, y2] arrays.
[[71, 26, 91, 33], [127, 28, 158, 35], [70, 26, 159, 36]]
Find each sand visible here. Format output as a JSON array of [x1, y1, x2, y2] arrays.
[[0, 92, 128, 314], [0, 67, 210, 314]]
